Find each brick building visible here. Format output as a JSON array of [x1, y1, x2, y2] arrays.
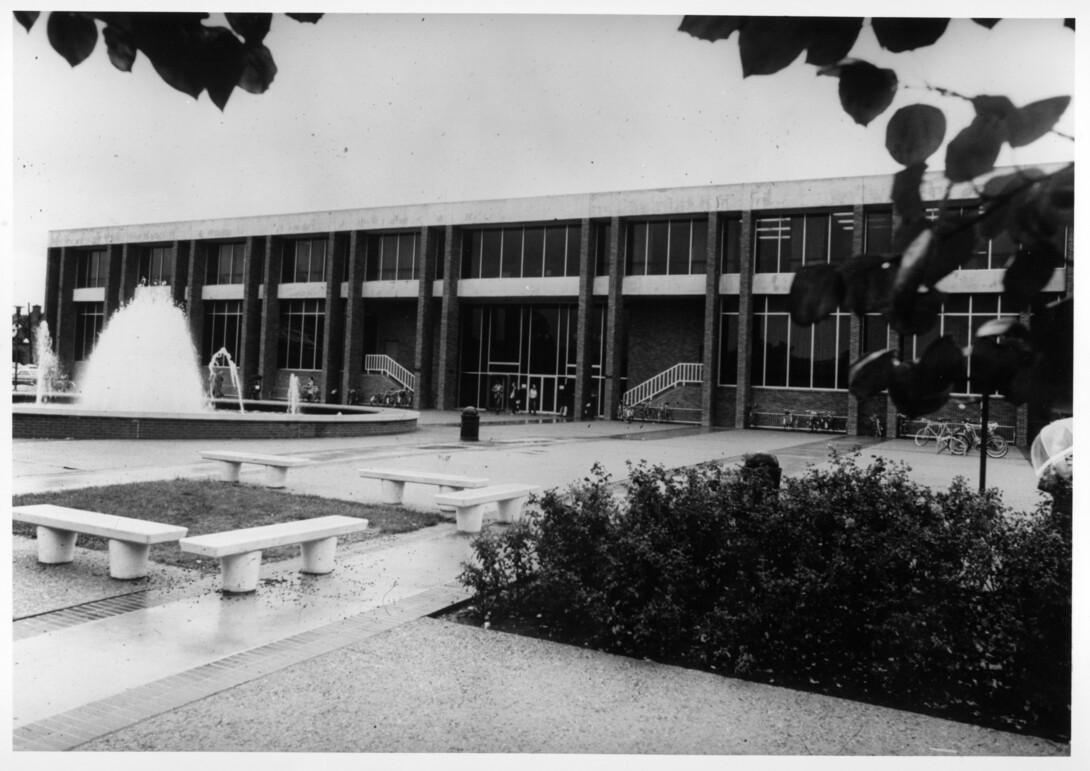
[[42, 165, 1072, 445]]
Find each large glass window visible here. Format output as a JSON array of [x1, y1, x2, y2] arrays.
[[366, 232, 420, 281], [462, 225, 581, 279], [625, 218, 708, 276], [751, 296, 850, 389], [139, 246, 174, 285], [277, 299, 325, 370], [202, 300, 243, 362], [281, 238, 328, 283], [205, 242, 246, 285], [754, 211, 853, 272], [864, 210, 894, 254], [720, 218, 743, 274], [75, 249, 109, 289], [74, 303, 104, 360]]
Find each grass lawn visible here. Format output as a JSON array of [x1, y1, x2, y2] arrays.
[[13, 479, 445, 571]]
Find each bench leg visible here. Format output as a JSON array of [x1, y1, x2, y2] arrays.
[[300, 537, 339, 575], [495, 496, 529, 524], [108, 540, 151, 580], [265, 466, 289, 488], [455, 504, 485, 534], [37, 526, 78, 564], [380, 479, 407, 504], [217, 460, 242, 482], [220, 551, 263, 593], [436, 485, 462, 514]]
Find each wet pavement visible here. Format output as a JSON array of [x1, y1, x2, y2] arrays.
[[9, 411, 1067, 757]]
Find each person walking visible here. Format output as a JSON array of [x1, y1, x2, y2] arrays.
[[510, 384, 520, 413]]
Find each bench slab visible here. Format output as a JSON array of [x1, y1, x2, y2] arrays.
[[199, 450, 312, 467], [13, 504, 188, 580], [434, 483, 540, 533], [357, 468, 490, 486]]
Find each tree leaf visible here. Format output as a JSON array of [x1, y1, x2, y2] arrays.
[[1064, 19, 1074, 31], [977, 170, 1044, 239], [971, 95, 1015, 122], [199, 26, 247, 111], [926, 211, 979, 285], [286, 14, 324, 24], [871, 18, 950, 53], [893, 227, 933, 294], [738, 18, 809, 77], [886, 105, 945, 166], [103, 25, 137, 72], [848, 349, 898, 400], [14, 11, 40, 32], [47, 12, 99, 67], [840, 254, 896, 315], [1006, 96, 1071, 148], [1002, 244, 1063, 310], [971, 332, 1032, 398], [888, 374, 952, 418], [972, 19, 1001, 30], [944, 115, 1005, 183], [225, 12, 272, 43], [803, 17, 863, 66], [238, 44, 278, 95], [914, 336, 967, 393], [891, 163, 927, 222], [832, 60, 898, 126], [677, 15, 745, 42], [789, 264, 844, 325], [890, 286, 945, 336]]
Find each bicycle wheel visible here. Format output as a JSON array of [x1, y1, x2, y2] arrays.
[[949, 434, 970, 455], [986, 434, 1009, 459], [914, 427, 932, 446]]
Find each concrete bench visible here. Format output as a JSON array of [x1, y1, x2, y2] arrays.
[[178, 515, 369, 594], [199, 450, 312, 488], [357, 467, 490, 506], [433, 483, 540, 533], [13, 504, 188, 580]]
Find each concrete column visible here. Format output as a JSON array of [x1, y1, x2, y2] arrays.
[[43, 247, 62, 341], [413, 225, 437, 409], [601, 216, 624, 420], [573, 219, 595, 420], [186, 240, 207, 355], [323, 231, 347, 403], [259, 236, 284, 390], [435, 226, 463, 409], [734, 211, 754, 427], [701, 212, 722, 427], [241, 237, 265, 387], [171, 241, 190, 308], [341, 231, 366, 404], [847, 205, 868, 436]]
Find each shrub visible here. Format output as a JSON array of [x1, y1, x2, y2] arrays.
[[458, 452, 1070, 739]]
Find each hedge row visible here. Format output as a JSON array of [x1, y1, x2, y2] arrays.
[[458, 452, 1071, 740]]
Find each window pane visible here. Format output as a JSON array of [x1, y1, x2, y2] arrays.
[[646, 222, 669, 275], [481, 230, 502, 278], [543, 226, 566, 277], [668, 220, 691, 274], [723, 219, 742, 274], [763, 315, 789, 386], [836, 315, 851, 390], [803, 214, 828, 266], [522, 227, 544, 278], [628, 222, 647, 275], [786, 216, 805, 272], [811, 317, 837, 388], [690, 220, 707, 274], [565, 226, 581, 277], [397, 233, 417, 280], [464, 231, 483, 279], [865, 211, 893, 254], [829, 211, 854, 263], [755, 218, 785, 273], [719, 312, 738, 384], [789, 321, 812, 387], [595, 223, 610, 277]]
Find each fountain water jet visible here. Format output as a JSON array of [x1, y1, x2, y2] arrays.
[[78, 285, 206, 413], [287, 374, 301, 415], [208, 347, 245, 414], [34, 321, 60, 404]]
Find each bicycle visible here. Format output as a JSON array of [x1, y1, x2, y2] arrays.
[[781, 409, 797, 431], [620, 403, 635, 424], [950, 421, 1009, 459], [867, 413, 885, 438], [914, 417, 954, 446]]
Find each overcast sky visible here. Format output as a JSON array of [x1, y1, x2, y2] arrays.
[[4, 2, 1080, 309]]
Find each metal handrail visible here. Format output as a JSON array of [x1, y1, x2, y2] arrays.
[[621, 362, 703, 407], [363, 354, 416, 391]]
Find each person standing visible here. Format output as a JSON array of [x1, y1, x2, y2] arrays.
[[558, 382, 568, 417], [510, 383, 520, 413], [528, 383, 539, 414]]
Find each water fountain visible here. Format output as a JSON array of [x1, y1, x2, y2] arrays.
[[34, 321, 60, 405], [13, 285, 418, 440], [208, 347, 246, 414], [287, 373, 301, 415]]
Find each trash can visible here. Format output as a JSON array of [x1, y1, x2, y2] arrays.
[[460, 406, 480, 442], [742, 452, 781, 499]]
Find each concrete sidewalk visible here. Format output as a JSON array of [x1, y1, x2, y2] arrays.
[[10, 414, 1066, 756]]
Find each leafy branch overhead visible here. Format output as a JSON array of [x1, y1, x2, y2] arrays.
[[680, 16, 1074, 420], [14, 11, 323, 110]]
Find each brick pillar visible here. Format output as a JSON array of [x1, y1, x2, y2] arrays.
[[573, 219, 595, 420], [323, 232, 347, 403], [701, 212, 722, 427], [43, 246, 62, 341], [413, 225, 437, 409], [106, 244, 126, 318], [847, 205, 868, 436], [342, 231, 366, 404], [171, 241, 190, 308], [734, 211, 754, 427], [241, 237, 265, 389], [258, 236, 284, 391], [435, 226, 463, 410], [54, 247, 78, 372], [187, 240, 206, 356], [601, 216, 624, 420]]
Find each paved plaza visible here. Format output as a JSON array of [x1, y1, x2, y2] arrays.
[[9, 411, 1069, 759]]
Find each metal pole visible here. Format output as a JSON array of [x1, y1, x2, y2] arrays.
[[978, 393, 990, 494]]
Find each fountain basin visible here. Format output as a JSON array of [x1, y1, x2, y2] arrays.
[[12, 397, 418, 440]]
